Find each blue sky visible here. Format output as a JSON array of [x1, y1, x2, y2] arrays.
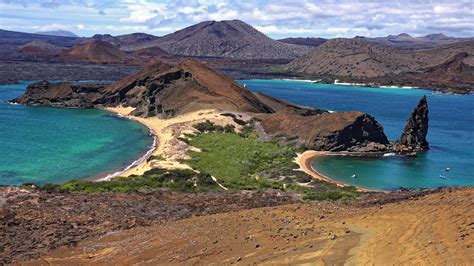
[[0, 0, 473, 38]]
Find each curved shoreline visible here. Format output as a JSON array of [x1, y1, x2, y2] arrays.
[[87, 109, 158, 181], [295, 150, 382, 192], [98, 106, 162, 178], [97, 130, 157, 181], [98, 107, 234, 179]]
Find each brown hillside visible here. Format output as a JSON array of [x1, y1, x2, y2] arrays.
[[288, 39, 474, 78], [116, 59, 275, 116], [130, 46, 169, 58], [16, 40, 63, 55], [59, 40, 130, 63]]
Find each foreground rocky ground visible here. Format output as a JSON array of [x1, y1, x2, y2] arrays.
[[2, 187, 472, 264], [0, 188, 298, 264]]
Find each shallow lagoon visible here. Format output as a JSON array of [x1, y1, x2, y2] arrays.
[[0, 81, 152, 186]]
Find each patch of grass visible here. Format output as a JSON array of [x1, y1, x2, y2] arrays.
[[192, 120, 234, 133], [32, 168, 220, 193], [186, 131, 362, 201], [186, 132, 295, 190]]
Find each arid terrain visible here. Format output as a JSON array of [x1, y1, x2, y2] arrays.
[[1, 15, 473, 265], [3, 188, 471, 265]]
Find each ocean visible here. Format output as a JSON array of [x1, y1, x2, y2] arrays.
[[241, 79, 474, 191], [0, 81, 152, 186]]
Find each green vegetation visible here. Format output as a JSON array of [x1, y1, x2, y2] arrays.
[[186, 122, 361, 200], [193, 120, 235, 133], [29, 120, 361, 201], [31, 168, 219, 193]]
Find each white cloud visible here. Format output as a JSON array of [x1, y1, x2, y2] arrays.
[[0, 0, 473, 38]]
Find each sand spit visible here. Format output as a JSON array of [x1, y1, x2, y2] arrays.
[[102, 106, 240, 178]]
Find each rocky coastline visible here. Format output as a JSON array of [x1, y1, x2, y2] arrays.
[[11, 59, 429, 157]]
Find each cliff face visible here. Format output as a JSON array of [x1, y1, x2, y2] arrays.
[[12, 81, 106, 108], [260, 111, 389, 152], [395, 96, 429, 152]]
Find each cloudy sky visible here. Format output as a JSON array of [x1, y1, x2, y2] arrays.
[[0, 0, 473, 38]]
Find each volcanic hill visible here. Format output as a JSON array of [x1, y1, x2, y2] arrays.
[[59, 40, 131, 63], [139, 20, 311, 59]]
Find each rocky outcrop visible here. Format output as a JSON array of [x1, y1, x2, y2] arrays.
[[12, 81, 106, 108], [260, 111, 390, 152], [13, 60, 277, 117], [13, 59, 399, 153], [394, 96, 429, 152]]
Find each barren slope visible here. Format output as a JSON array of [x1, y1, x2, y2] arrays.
[[59, 40, 130, 63], [142, 20, 311, 59], [288, 39, 474, 78], [26, 188, 473, 265]]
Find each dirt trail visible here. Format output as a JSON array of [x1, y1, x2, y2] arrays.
[[27, 188, 473, 265]]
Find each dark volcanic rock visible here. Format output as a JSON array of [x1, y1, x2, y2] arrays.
[[395, 96, 429, 152], [260, 111, 390, 152], [12, 81, 106, 108]]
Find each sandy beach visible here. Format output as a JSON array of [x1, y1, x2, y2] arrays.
[[102, 106, 238, 179], [104, 107, 373, 192]]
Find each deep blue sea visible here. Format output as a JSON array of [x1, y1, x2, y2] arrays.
[[0, 81, 152, 186], [240, 80, 474, 191]]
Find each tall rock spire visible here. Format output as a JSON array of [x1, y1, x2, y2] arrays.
[[396, 96, 429, 152]]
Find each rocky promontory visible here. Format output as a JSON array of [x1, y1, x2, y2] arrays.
[[12, 59, 428, 154], [260, 111, 389, 152]]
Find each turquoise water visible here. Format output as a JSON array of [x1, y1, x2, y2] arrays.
[[0, 81, 152, 186], [241, 80, 474, 191]]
